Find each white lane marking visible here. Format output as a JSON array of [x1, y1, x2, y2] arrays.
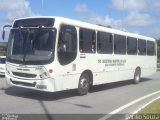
[[99, 90, 160, 120]]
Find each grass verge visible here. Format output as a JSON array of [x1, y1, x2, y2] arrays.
[[129, 99, 160, 120]]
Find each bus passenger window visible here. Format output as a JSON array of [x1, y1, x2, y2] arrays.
[[97, 31, 113, 54], [91, 32, 96, 52], [138, 39, 146, 55], [127, 37, 137, 55], [79, 28, 96, 53], [147, 41, 155, 56], [114, 35, 126, 54]]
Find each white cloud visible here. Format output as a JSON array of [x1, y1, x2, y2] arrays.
[[77, 11, 154, 31], [111, 0, 160, 13], [124, 11, 154, 26], [74, 1, 159, 38], [0, 0, 28, 11], [0, 0, 36, 23], [145, 27, 160, 39], [74, 4, 122, 28], [75, 2, 154, 29], [0, 0, 36, 41], [86, 14, 123, 29], [111, 0, 146, 11], [152, 1, 160, 9], [74, 4, 89, 13], [149, 0, 160, 13]]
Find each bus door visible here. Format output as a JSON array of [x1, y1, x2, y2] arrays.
[[57, 24, 78, 89]]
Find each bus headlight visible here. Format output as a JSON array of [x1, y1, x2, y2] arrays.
[[39, 72, 48, 79]]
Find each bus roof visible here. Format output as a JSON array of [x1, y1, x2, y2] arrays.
[[13, 16, 155, 42]]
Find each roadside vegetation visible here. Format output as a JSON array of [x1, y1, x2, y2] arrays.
[[157, 39, 160, 60], [137, 99, 160, 114], [0, 51, 6, 56], [130, 99, 160, 120], [0, 42, 7, 56]]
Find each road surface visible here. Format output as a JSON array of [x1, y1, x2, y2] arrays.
[[0, 72, 160, 120]]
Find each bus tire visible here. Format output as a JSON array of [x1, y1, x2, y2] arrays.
[[134, 68, 141, 84], [78, 74, 90, 96]]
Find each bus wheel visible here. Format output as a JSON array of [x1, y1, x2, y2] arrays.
[[78, 74, 90, 96], [134, 68, 141, 84]]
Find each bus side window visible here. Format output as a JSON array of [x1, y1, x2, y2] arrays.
[[79, 30, 84, 52], [79, 28, 96, 53], [138, 39, 146, 55], [127, 37, 137, 55], [147, 41, 155, 56], [91, 31, 96, 52], [114, 34, 126, 55], [97, 31, 113, 54]]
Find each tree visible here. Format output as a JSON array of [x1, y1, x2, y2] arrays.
[[157, 39, 160, 60], [0, 42, 7, 56]]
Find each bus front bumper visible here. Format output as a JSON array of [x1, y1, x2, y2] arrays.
[[5, 73, 56, 92]]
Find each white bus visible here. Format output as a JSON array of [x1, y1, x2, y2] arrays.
[[2, 16, 157, 95]]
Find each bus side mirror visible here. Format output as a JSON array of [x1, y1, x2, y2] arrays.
[[2, 25, 12, 40], [2, 30, 5, 40]]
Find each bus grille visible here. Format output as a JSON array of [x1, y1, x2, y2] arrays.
[[12, 72, 37, 78]]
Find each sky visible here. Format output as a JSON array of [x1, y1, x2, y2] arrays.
[[0, 0, 160, 41]]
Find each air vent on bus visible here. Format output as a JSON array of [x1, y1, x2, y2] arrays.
[[10, 79, 36, 87], [97, 24, 112, 28], [12, 72, 37, 78]]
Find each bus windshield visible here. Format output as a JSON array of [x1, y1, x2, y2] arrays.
[[7, 28, 56, 65]]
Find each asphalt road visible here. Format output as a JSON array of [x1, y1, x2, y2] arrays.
[[0, 72, 160, 120]]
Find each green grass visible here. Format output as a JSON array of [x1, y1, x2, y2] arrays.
[[0, 51, 6, 56], [138, 99, 160, 114], [129, 99, 160, 120]]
